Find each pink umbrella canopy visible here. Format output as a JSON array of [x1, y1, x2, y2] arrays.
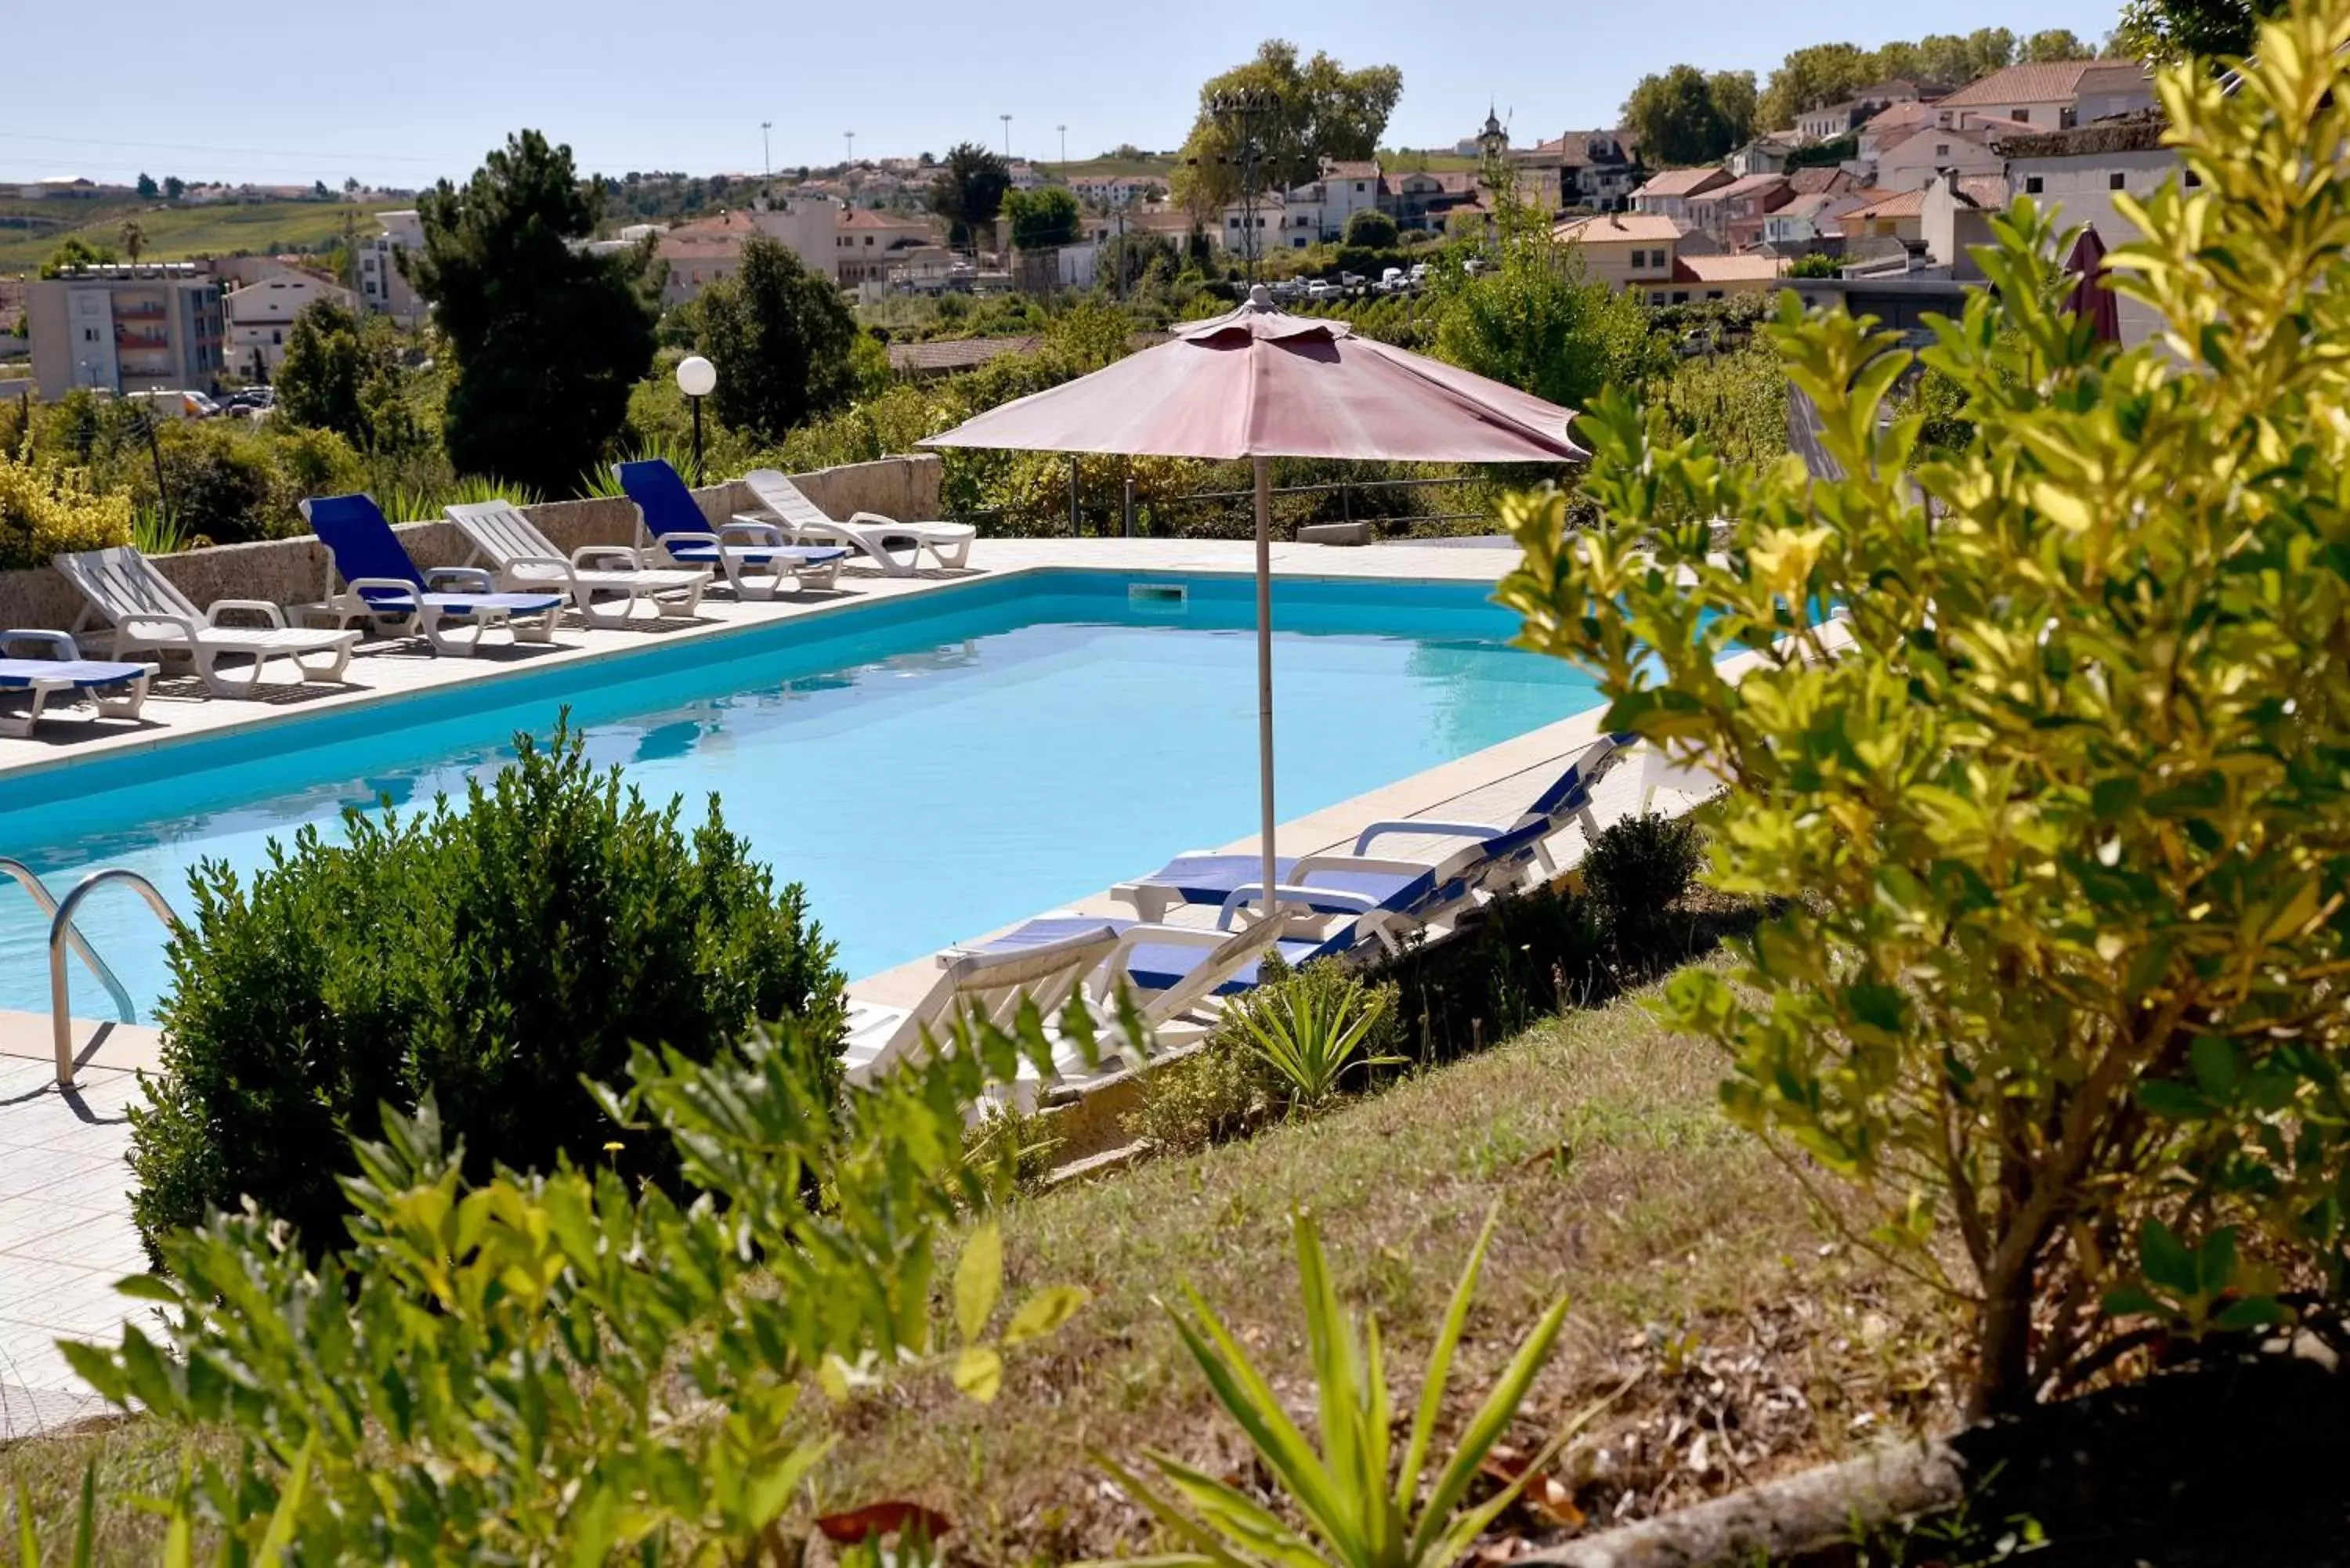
[[922, 286, 1585, 930], [922, 286, 1588, 463], [2064, 225, 2123, 345]]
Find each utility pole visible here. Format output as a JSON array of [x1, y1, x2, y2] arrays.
[[1000, 114, 1013, 159], [761, 121, 772, 180], [1058, 124, 1068, 166], [1207, 89, 1276, 284]]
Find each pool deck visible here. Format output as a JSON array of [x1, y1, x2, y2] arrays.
[[0, 533, 1687, 1434]]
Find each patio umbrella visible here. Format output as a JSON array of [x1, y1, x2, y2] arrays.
[[922, 284, 1586, 921], [2063, 225, 2123, 345]]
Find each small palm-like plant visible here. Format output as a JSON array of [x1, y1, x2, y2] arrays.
[[1101, 1207, 1600, 1568], [1232, 966, 1402, 1110]]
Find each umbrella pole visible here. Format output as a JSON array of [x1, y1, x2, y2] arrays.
[[1255, 455, 1278, 923]]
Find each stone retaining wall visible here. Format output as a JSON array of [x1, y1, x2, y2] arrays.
[[0, 455, 944, 634]]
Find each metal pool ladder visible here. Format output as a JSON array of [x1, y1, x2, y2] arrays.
[[0, 861, 182, 1086]]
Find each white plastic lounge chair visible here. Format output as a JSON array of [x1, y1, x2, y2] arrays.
[[444, 499, 711, 627], [616, 459, 850, 602], [844, 918, 1130, 1086], [738, 468, 976, 577], [0, 630, 156, 737], [303, 494, 566, 658], [53, 546, 359, 697]]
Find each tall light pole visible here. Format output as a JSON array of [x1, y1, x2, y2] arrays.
[[1057, 124, 1068, 166], [761, 121, 772, 180], [1000, 114, 1012, 159], [844, 130, 855, 166]]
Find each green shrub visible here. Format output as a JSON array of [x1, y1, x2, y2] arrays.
[[1496, 3, 2350, 1414], [1223, 955, 1401, 1108], [1579, 811, 1705, 962], [1127, 1029, 1267, 1154], [130, 720, 846, 1255], [0, 446, 132, 569], [1379, 881, 1609, 1060]]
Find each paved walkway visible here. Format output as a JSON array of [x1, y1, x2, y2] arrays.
[[0, 534, 1687, 1434]]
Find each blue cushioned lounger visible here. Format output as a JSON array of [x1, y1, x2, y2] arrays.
[[302, 494, 567, 657], [615, 458, 851, 602]]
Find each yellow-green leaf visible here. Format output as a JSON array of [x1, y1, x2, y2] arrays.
[[1003, 1284, 1090, 1346], [953, 1345, 1003, 1403], [955, 1222, 1003, 1344]]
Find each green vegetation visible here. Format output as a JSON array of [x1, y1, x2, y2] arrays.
[[0, 198, 360, 276], [1170, 42, 1403, 218], [406, 130, 658, 495], [0, 443, 132, 569], [130, 721, 846, 1255], [1343, 207, 1401, 248], [1620, 65, 1759, 167], [1754, 29, 2070, 130], [273, 298, 422, 456], [1430, 218, 1655, 414], [1224, 956, 1402, 1108], [692, 235, 871, 443], [1499, 7, 2350, 1415], [1004, 186, 1082, 248], [927, 142, 1011, 247]]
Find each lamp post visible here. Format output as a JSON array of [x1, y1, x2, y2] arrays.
[[1057, 123, 1067, 166], [761, 121, 772, 180], [1000, 114, 1012, 158], [675, 354, 716, 485], [844, 130, 855, 165]]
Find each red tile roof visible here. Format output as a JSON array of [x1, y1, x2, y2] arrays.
[[1555, 211, 1684, 244], [1635, 166, 1733, 198], [1672, 252, 1788, 283], [1937, 60, 2104, 108], [1786, 167, 1858, 195]]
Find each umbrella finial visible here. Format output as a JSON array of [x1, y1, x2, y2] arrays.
[[1247, 282, 1274, 310]]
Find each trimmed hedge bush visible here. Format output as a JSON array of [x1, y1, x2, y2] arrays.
[[129, 721, 846, 1255], [1579, 811, 1705, 959]]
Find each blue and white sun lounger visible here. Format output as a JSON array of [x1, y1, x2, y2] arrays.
[[0, 630, 156, 738], [844, 916, 1129, 1086], [1112, 732, 1633, 929], [616, 459, 850, 602], [302, 494, 567, 656]]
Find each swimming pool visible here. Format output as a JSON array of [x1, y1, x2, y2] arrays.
[[0, 569, 1605, 1022]]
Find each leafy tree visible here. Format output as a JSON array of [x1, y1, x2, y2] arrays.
[[1757, 42, 1877, 128], [136, 172, 157, 198], [1787, 251, 1843, 276], [2113, 0, 2276, 60], [1915, 28, 2019, 84], [403, 129, 657, 496], [1343, 207, 1399, 248], [118, 219, 146, 264], [38, 235, 114, 276], [1003, 186, 1082, 248], [1434, 224, 1658, 411], [1499, 4, 2350, 1415], [162, 175, 184, 200], [692, 235, 861, 441], [1709, 69, 1761, 145], [1170, 42, 1402, 218], [2023, 26, 2092, 59], [274, 298, 419, 454], [928, 142, 1011, 247], [1622, 64, 1747, 165]]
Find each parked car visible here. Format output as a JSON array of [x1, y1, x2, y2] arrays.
[[1270, 278, 1307, 302], [123, 389, 219, 421], [1339, 271, 1366, 289], [1375, 267, 1407, 293], [1305, 280, 1340, 302]]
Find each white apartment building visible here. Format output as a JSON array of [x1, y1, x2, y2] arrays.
[[353, 210, 426, 327], [224, 267, 357, 378]]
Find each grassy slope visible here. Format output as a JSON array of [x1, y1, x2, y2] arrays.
[[0, 975, 1956, 1560], [0, 201, 359, 274]]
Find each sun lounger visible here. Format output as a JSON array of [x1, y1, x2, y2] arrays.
[[844, 917, 1130, 1086], [445, 498, 710, 627], [738, 468, 975, 577], [615, 459, 851, 601], [302, 494, 566, 656], [0, 630, 156, 737], [53, 546, 360, 697], [1112, 733, 1633, 926]]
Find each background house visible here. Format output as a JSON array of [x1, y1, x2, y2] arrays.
[[1933, 60, 2153, 132], [1632, 166, 1732, 222], [353, 210, 426, 327], [2001, 114, 2178, 345], [1688, 172, 1791, 248], [223, 267, 356, 378], [1875, 121, 2006, 191], [1553, 211, 1682, 291]]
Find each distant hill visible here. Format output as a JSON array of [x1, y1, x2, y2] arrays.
[[0, 198, 363, 275]]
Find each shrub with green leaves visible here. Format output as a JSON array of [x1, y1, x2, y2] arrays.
[[1224, 955, 1403, 1110], [57, 1013, 1086, 1561], [1497, 0, 2350, 1416], [0, 445, 132, 569], [131, 720, 844, 1254], [1580, 811, 1705, 963]]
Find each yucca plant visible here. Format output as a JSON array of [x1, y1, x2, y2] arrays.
[[1101, 1206, 1600, 1568], [130, 500, 193, 556], [1230, 963, 1402, 1110]]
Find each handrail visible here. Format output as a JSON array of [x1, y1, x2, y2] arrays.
[[0, 858, 138, 1024], [48, 869, 182, 1086]]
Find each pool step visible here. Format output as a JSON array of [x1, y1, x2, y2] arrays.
[[0, 1006, 164, 1076]]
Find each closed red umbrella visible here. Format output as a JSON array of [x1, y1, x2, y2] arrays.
[[923, 285, 1586, 919], [2064, 225, 2123, 345]]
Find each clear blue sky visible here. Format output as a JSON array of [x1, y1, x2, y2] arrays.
[[8, 0, 2124, 190]]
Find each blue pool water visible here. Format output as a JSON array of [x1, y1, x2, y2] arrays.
[[0, 571, 1604, 1022]]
